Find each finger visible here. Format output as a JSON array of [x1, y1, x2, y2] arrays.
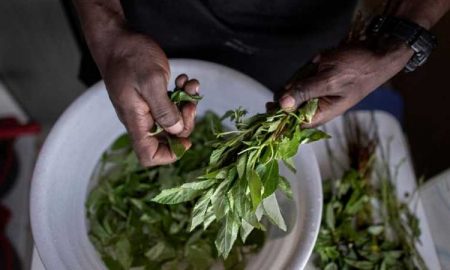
[[178, 102, 197, 137], [144, 137, 192, 165], [141, 137, 191, 166], [279, 72, 331, 110], [111, 89, 166, 166], [139, 72, 184, 134], [175, 74, 188, 89], [183, 79, 200, 95], [177, 78, 199, 137]]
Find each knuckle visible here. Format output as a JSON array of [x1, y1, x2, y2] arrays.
[[137, 154, 155, 167], [325, 76, 340, 93], [118, 103, 149, 124], [152, 105, 178, 127], [180, 123, 194, 137], [294, 87, 311, 104], [137, 70, 168, 95], [108, 85, 131, 105], [134, 142, 156, 167]]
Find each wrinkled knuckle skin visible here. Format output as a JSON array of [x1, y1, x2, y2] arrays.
[[137, 154, 155, 167], [324, 76, 340, 94], [152, 106, 178, 127], [135, 146, 156, 167], [294, 88, 311, 105], [180, 122, 194, 138], [110, 88, 132, 107], [139, 70, 167, 92], [116, 103, 149, 127]]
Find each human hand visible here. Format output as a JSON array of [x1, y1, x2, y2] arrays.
[[99, 31, 199, 166], [278, 43, 412, 127]]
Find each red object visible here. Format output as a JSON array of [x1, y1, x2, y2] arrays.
[[0, 117, 34, 269], [0, 117, 40, 140], [0, 205, 17, 270], [0, 117, 40, 194]]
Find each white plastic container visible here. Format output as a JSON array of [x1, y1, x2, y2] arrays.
[[30, 60, 323, 270]]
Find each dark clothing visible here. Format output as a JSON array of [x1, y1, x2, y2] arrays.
[[120, 0, 357, 91]]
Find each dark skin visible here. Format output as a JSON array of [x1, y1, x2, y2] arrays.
[[279, 0, 450, 127], [73, 0, 450, 167]]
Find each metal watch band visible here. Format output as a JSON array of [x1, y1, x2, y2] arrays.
[[368, 15, 437, 72]]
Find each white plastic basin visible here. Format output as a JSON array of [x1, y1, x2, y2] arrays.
[[30, 59, 322, 270]]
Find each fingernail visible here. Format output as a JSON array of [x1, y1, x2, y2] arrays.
[[280, 95, 296, 109], [195, 85, 199, 94], [166, 120, 184, 134]]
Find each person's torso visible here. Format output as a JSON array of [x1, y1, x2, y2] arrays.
[[121, 0, 357, 91]]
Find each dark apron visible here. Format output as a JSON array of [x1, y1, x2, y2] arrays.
[[120, 0, 357, 92]]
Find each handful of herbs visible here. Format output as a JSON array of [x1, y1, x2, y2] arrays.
[[87, 112, 265, 270], [153, 96, 329, 258], [313, 115, 427, 270]]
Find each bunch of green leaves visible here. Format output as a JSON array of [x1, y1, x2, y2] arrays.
[[313, 115, 427, 270], [153, 99, 330, 258], [149, 89, 202, 159], [86, 112, 264, 270]]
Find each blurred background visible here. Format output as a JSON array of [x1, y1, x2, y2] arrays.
[[0, 0, 449, 269]]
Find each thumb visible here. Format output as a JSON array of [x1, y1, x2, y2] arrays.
[[279, 77, 325, 110], [139, 73, 184, 135]]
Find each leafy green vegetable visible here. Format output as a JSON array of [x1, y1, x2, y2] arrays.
[[86, 112, 264, 270], [313, 115, 427, 270], [147, 89, 202, 158], [153, 98, 330, 258]]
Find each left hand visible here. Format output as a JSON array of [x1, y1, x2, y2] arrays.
[[278, 43, 413, 127]]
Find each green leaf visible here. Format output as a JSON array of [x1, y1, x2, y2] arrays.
[[237, 153, 248, 178], [343, 259, 374, 269], [231, 177, 248, 218], [169, 90, 202, 104], [210, 178, 232, 219], [180, 179, 216, 190], [203, 205, 216, 230], [215, 213, 239, 258], [240, 219, 254, 243], [185, 240, 214, 270], [152, 186, 201, 204], [267, 119, 282, 132], [167, 136, 186, 159], [278, 127, 302, 159], [213, 192, 230, 220], [278, 176, 293, 199], [299, 128, 331, 144], [145, 241, 176, 262], [324, 262, 338, 270], [262, 160, 279, 198], [111, 134, 131, 150], [248, 169, 263, 210], [299, 98, 318, 123], [102, 257, 123, 270], [115, 237, 132, 269], [209, 147, 227, 167], [283, 158, 297, 173], [190, 189, 214, 231], [345, 194, 369, 214], [262, 193, 286, 231], [325, 203, 335, 231], [368, 225, 384, 236]]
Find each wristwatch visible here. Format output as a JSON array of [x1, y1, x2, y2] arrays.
[[367, 15, 437, 72]]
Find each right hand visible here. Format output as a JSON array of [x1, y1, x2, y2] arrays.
[[98, 31, 199, 167]]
